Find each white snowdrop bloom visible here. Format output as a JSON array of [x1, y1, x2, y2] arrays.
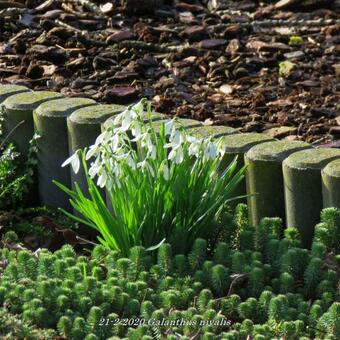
[[164, 119, 175, 136], [186, 135, 198, 144], [121, 111, 133, 131], [126, 154, 136, 170], [97, 170, 107, 188], [137, 159, 147, 170], [148, 144, 157, 160], [110, 133, 120, 152], [168, 148, 177, 161], [171, 129, 184, 147], [86, 144, 100, 160], [131, 121, 143, 139], [62, 151, 80, 174], [94, 130, 110, 147], [89, 159, 102, 178], [175, 146, 184, 164], [131, 101, 145, 117], [188, 140, 201, 157], [162, 162, 170, 180], [206, 142, 217, 160]]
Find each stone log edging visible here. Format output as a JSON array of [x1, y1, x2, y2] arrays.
[[33, 97, 96, 210], [283, 148, 340, 247], [1, 83, 340, 247], [245, 141, 310, 227]]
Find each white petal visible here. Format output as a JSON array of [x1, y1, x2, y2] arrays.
[[71, 154, 80, 174], [164, 120, 174, 136], [175, 147, 184, 164]]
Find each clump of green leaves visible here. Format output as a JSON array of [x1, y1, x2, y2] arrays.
[[0, 135, 39, 210], [0, 206, 339, 339], [56, 100, 245, 256]]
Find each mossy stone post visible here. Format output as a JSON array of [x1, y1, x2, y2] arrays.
[[34, 98, 96, 210], [322, 159, 340, 208], [188, 125, 238, 139], [0, 84, 30, 103], [1, 91, 62, 157], [68, 104, 126, 195], [283, 148, 340, 247], [245, 141, 310, 227], [219, 133, 274, 202]]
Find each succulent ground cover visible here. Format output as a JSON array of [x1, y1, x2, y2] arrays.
[[0, 1, 339, 144], [0, 205, 339, 339]]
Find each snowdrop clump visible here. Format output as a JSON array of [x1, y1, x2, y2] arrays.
[[63, 99, 226, 189], [57, 99, 244, 255]]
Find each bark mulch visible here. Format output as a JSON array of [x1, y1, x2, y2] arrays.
[[0, 0, 339, 144]]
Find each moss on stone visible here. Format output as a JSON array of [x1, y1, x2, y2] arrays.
[[189, 125, 237, 139], [246, 141, 310, 162], [2, 91, 62, 110], [35, 98, 96, 117], [220, 133, 274, 153], [284, 148, 340, 170], [69, 104, 126, 124], [322, 159, 340, 178], [0, 84, 30, 102]]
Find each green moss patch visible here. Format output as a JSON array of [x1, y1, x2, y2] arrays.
[[0, 84, 30, 102], [189, 125, 237, 139], [35, 98, 96, 117], [220, 133, 273, 153], [69, 104, 126, 124], [284, 148, 340, 170], [246, 141, 310, 162], [322, 159, 340, 178], [2, 91, 62, 110]]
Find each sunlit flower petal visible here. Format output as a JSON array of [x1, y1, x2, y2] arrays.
[[62, 152, 80, 174]]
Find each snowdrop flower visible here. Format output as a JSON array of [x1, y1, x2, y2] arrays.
[[165, 130, 184, 150], [62, 151, 80, 174], [126, 153, 136, 170], [160, 161, 170, 180], [164, 119, 175, 136], [88, 158, 102, 178], [206, 142, 217, 160], [86, 144, 100, 160], [168, 145, 184, 164], [97, 170, 107, 188]]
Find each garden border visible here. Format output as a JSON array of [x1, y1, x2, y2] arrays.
[[1, 83, 339, 247]]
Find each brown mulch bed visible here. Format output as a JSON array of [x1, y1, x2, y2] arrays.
[[0, 0, 339, 144]]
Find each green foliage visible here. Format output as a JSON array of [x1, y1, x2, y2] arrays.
[[0, 134, 38, 209], [0, 207, 339, 338], [55, 101, 245, 256]]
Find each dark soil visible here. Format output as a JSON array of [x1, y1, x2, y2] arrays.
[[0, 0, 339, 144]]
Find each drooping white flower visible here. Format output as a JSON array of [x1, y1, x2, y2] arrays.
[[86, 144, 99, 160], [206, 142, 217, 160], [62, 151, 80, 174], [162, 161, 170, 180], [164, 119, 175, 136], [97, 170, 107, 188], [175, 146, 184, 164]]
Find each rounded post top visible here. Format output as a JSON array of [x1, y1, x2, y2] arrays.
[[34, 97, 96, 117], [283, 148, 340, 170], [69, 104, 126, 124], [2, 91, 62, 110], [322, 159, 340, 178], [246, 140, 310, 162], [220, 133, 274, 153]]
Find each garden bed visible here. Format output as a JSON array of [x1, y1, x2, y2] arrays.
[[0, 0, 339, 144]]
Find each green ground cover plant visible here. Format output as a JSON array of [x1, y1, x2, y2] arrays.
[[56, 100, 245, 255], [0, 205, 339, 339]]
